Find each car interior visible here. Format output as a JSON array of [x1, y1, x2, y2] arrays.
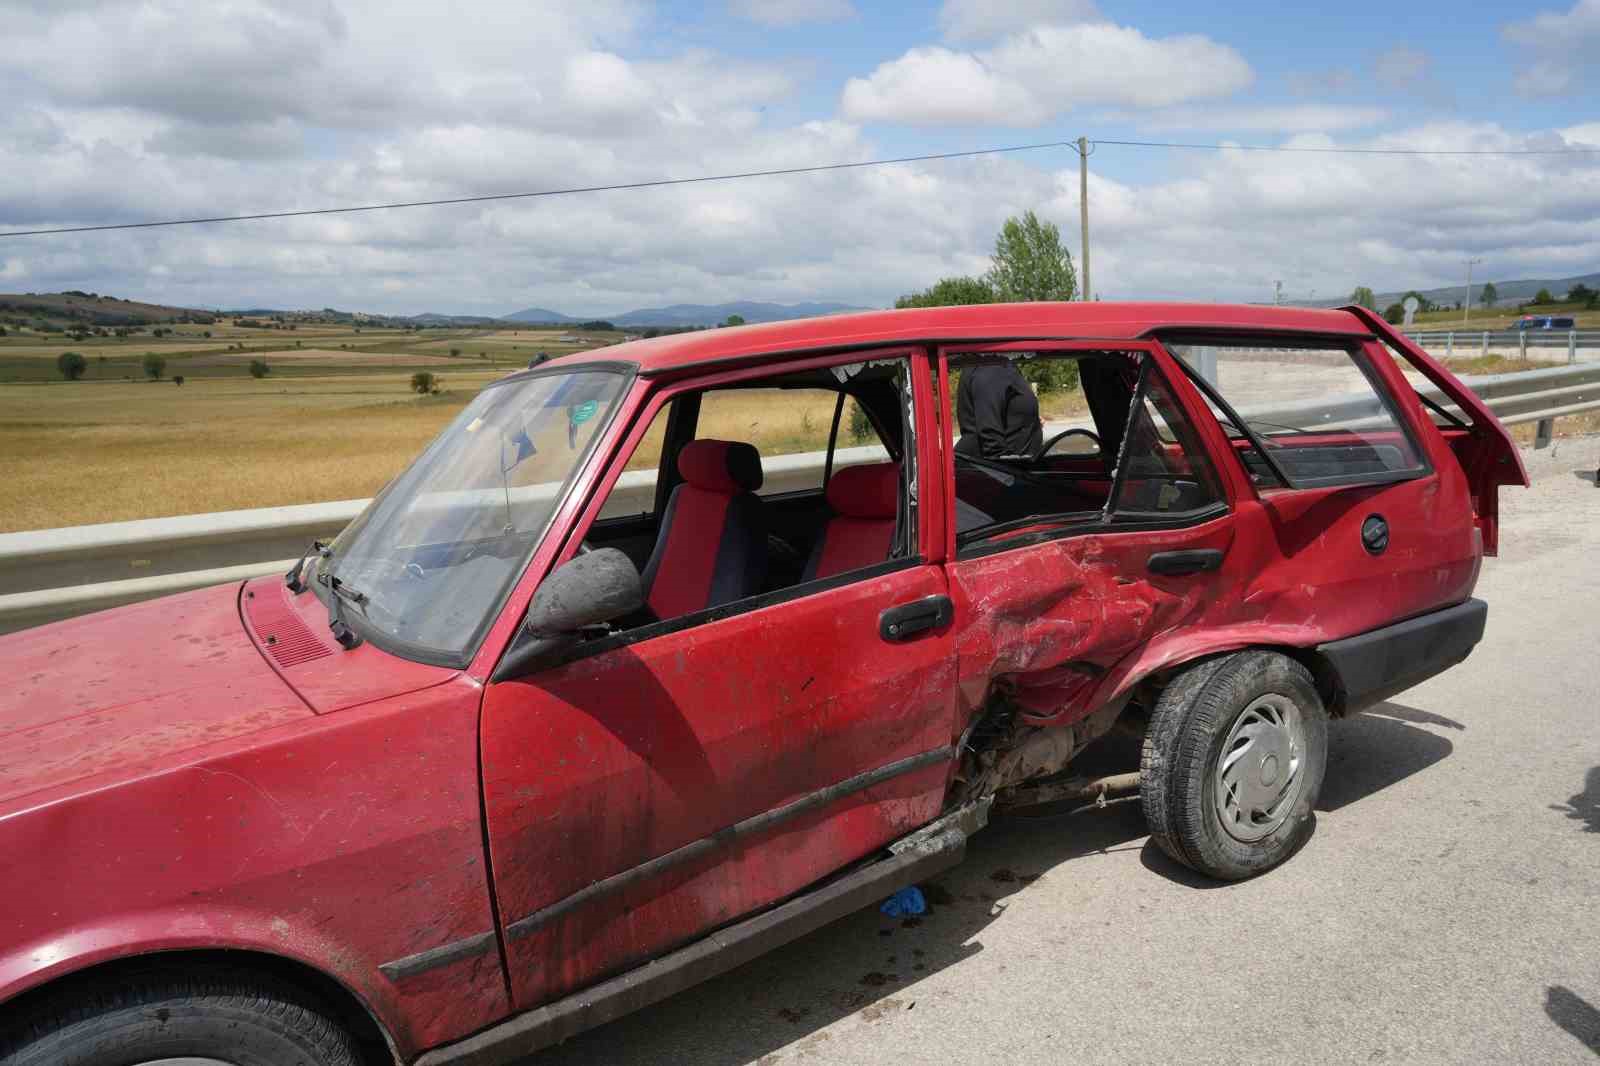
[[577, 348, 1223, 629]]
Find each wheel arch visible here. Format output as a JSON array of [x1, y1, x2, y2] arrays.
[[0, 947, 398, 1065]]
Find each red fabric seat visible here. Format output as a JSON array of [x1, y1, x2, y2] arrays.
[[804, 462, 899, 581], [641, 439, 767, 619]]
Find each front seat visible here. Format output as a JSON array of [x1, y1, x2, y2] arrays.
[[641, 439, 768, 619], [803, 462, 899, 581]]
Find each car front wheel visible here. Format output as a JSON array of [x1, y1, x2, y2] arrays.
[[1140, 650, 1328, 881], [0, 964, 364, 1066]]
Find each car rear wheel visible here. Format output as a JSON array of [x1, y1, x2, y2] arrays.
[[1140, 650, 1328, 881], [0, 965, 364, 1066]]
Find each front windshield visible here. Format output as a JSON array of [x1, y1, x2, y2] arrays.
[[315, 367, 630, 663]]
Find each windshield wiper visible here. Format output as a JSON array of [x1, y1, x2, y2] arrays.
[[284, 539, 331, 593], [319, 572, 369, 649]]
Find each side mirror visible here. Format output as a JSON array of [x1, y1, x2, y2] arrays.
[[525, 547, 642, 636], [491, 548, 643, 681]]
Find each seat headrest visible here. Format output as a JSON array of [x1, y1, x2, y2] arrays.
[[678, 439, 764, 493], [826, 462, 899, 519]]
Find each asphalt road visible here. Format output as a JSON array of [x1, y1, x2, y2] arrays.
[[529, 439, 1600, 1066]]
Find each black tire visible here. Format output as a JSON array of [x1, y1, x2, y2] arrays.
[[1141, 651, 1328, 881], [0, 964, 364, 1066]]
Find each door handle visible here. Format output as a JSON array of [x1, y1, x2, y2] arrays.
[[1147, 549, 1224, 576], [879, 595, 953, 641]]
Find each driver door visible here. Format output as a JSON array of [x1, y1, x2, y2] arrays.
[[478, 350, 960, 1010]]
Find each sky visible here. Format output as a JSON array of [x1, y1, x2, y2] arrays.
[[0, 0, 1597, 317]]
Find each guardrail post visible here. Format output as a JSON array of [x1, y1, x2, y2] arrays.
[[1482, 331, 1489, 357], [1535, 417, 1555, 449], [1519, 331, 1527, 361], [1570, 330, 1578, 364], [1446, 332, 1454, 358]]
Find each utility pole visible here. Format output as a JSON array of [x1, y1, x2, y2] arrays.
[[1077, 136, 1091, 301], [1463, 257, 1482, 324], [1274, 280, 1283, 305]]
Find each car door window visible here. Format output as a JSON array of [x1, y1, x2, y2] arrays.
[[1109, 362, 1225, 521], [695, 387, 887, 496]]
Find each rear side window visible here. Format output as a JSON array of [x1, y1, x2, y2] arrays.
[[1166, 341, 1428, 489]]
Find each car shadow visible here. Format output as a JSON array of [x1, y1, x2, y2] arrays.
[[527, 798, 1152, 1066], [1551, 767, 1600, 833], [1572, 469, 1599, 486], [1316, 701, 1458, 812], [1545, 985, 1600, 1056]]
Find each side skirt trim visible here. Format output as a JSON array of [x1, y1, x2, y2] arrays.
[[503, 746, 953, 943], [416, 798, 990, 1066]]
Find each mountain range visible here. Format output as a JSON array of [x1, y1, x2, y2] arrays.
[[501, 300, 870, 327], [1338, 272, 1600, 310]]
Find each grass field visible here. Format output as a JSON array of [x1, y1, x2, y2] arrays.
[[0, 317, 1095, 533]]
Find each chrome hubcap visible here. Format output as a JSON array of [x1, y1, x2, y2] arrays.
[[1215, 694, 1304, 843]]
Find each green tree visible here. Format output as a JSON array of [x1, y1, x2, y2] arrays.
[[1567, 283, 1595, 304], [722, 314, 746, 327], [248, 359, 270, 379], [1401, 290, 1434, 313], [142, 353, 166, 380], [1534, 287, 1554, 304], [1350, 286, 1377, 310], [1382, 302, 1406, 325], [985, 210, 1077, 303], [410, 371, 440, 395], [895, 276, 996, 308], [1480, 282, 1498, 307], [56, 351, 87, 380]]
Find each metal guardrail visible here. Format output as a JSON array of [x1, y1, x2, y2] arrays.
[[1404, 328, 1600, 363], [1, 367, 1597, 635]]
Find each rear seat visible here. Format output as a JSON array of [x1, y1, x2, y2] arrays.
[[803, 462, 899, 581]]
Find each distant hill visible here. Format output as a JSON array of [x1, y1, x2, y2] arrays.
[[503, 300, 869, 327], [501, 307, 579, 324], [1305, 272, 1600, 310], [0, 290, 215, 326]]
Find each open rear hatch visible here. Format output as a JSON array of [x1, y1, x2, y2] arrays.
[[1348, 305, 1530, 555]]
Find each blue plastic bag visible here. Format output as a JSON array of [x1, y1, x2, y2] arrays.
[[879, 885, 927, 918]]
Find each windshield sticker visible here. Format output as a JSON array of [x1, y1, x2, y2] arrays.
[[570, 399, 599, 425], [466, 417, 485, 433]]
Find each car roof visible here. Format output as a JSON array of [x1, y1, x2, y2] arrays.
[[539, 302, 1373, 377]]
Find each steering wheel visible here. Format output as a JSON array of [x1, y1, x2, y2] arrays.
[[1037, 427, 1102, 458]]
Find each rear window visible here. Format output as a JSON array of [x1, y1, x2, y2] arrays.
[[1167, 340, 1428, 489], [1552, 317, 1575, 329]]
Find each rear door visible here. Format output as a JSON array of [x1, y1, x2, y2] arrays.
[[1344, 305, 1528, 554]]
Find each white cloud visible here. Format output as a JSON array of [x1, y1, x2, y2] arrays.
[[1561, 122, 1600, 145], [1286, 68, 1355, 97], [842, 23, 1252, 127], [1116, 104, 1389, 134], [728, 0, 855, 25], [937, 0, 1099, 42], [1, 3, 1596, 320], [1374, 46, 1429, 90], [1504, 0, 1600, 98]]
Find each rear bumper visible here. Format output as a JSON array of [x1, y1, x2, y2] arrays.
[[1317, 598, 1488, 714]]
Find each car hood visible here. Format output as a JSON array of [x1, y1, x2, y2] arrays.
[[0, 582, 312, 810]]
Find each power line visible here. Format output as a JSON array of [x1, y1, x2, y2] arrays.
[[3, 135, 1597, 239], [1096, 138, 1600, 156]]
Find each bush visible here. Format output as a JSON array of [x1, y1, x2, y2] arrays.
[[173, 375, 185, 386], [411, 372, 440, 395], [56, 351, 88, 380], [1382, 302, 1406, 324], [1020, 356, 1079, 393], [142, 353, 166, 380], [450, 348, 461, 357], [0, 326, 7, 336], [847, 399, 872, 443], [248, 359, 270, 379], [1534, 288, 1554, 304]]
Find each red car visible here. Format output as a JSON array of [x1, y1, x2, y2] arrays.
[[0, 303, 1524, 1066]]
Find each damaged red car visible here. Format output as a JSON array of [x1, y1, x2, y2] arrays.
[[0, 303, 1525, 1066]]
